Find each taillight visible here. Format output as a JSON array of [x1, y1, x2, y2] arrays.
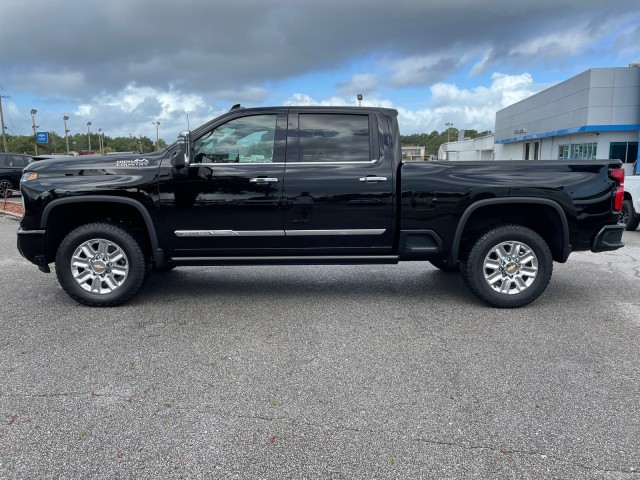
[[610, 168, 624, 211]]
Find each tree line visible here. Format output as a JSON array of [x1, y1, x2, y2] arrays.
[[4, 127, 492, 158], [2, 132, 167, 156]]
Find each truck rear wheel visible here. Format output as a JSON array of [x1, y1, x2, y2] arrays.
[[55, 222, 150, 307], [620, 199, 640, 231], [462, 225, 553, 308]]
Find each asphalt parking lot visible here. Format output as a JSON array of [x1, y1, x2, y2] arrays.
[[1, 213, 639, 479]]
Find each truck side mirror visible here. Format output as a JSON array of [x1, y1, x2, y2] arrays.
[[171, 131, 191, 168]]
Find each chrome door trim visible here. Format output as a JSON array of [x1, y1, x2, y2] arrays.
[[285, 229, 386, 236], [174, 229, 387, 237], [175, 230, 285, 237]]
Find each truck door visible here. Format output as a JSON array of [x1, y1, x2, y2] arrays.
[[283, 110, 395, 253], [160, 110, 287, 255]]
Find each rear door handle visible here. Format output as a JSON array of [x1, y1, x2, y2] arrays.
[[359, 176, 388, 183], [250, 177, 279, 184]]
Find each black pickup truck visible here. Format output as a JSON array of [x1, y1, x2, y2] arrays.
[[17, 106, 625, 308]]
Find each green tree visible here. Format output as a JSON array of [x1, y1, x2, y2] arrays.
[[6, 135, 36, 154]]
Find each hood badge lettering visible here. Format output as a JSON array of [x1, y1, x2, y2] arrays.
[[115, 159, 149, 167]]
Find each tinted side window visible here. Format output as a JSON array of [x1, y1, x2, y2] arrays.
[[11, 155, 29, 167], [0, 155, 8, 167], [192, 114, 277, 164], [298, 114, 370, 162]]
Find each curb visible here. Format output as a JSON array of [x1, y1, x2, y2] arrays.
[[0, 209, 22, 218]]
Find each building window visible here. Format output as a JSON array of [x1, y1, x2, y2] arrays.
[[558, 143, 597, 160], [609, 142, 639, 164], [558, 145, 568, 160]]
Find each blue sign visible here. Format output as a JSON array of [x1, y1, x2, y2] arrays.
[[36, 131, 48, 143]]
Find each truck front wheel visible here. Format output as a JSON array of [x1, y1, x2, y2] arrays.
[[55, 222, 150, 307], [461, 225, 553, 308]]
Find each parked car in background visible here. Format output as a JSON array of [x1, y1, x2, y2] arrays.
[[621, 173, 640, 231], [0, 153, 34, 198]]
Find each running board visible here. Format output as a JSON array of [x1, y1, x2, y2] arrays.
[[170, 255, 400, 267]]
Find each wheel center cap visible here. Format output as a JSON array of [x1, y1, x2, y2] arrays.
[[505, 262, 518, 275], [92, 260, 107, 273]]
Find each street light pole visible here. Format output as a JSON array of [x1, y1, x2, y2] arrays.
[[445, 122, 454, 144], [31, 109, 38, 155], [63, 116, 70, 154], [86, 122, 92, 151], [152, 121, 160, 149], [98, 128, 105, 154]]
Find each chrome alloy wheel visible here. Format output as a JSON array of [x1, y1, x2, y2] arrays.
[[70, 238, 129, 294], [482, 240, 538, 295], [0, 179, 13, 198]]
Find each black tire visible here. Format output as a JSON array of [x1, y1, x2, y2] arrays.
[[55, 222, 150, 306], [461, 225, 553, 308], [0, 178, 14, 198], [429, 258, 460, 272], [620, 199, 640, 231]]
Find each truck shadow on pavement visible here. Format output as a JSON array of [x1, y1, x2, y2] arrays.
[[136, 264, 475, 306]]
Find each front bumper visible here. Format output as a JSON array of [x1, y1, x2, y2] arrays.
[[16, 228, 50, 271], [591, 224, 625, 252]]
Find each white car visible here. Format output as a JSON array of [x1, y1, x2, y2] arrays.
[[621, 173, 640, 231]]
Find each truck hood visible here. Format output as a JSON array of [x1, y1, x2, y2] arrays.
[[25, 151, 167, 176]]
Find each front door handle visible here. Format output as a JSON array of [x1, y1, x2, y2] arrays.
[[359, 176, 388, 183], [250, 177, 279, 184]]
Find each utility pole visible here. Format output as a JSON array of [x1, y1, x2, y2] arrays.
[[31, 109, 38, 155], [63, 116, 70, 154], [0, 95, 9, 152]]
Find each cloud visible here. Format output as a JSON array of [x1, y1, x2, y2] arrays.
[[396, 73, 540, 134], [3, 0, 637, 98], [285, 72, 541, 135], [336, 74, 378, 96], [2, 0, 638, 137], [388, 55, 461, 88], [54, 85, 222, 139], [17, 70, 86, 96], [509, 29, 592, 57]]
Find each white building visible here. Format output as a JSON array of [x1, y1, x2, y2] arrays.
[[440, 65, 640, 173], [401, 146, 425, 161], [438, 134, 495, 161]]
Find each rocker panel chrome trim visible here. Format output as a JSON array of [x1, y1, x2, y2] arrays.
[[174, 229, 387, 237], [175, 230, 284, 237], [286, 229, 386, 236]]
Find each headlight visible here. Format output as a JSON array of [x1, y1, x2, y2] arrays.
[[21, 172, 38, 182]]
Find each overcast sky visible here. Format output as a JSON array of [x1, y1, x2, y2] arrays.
[[1, 0, 639, 141]]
